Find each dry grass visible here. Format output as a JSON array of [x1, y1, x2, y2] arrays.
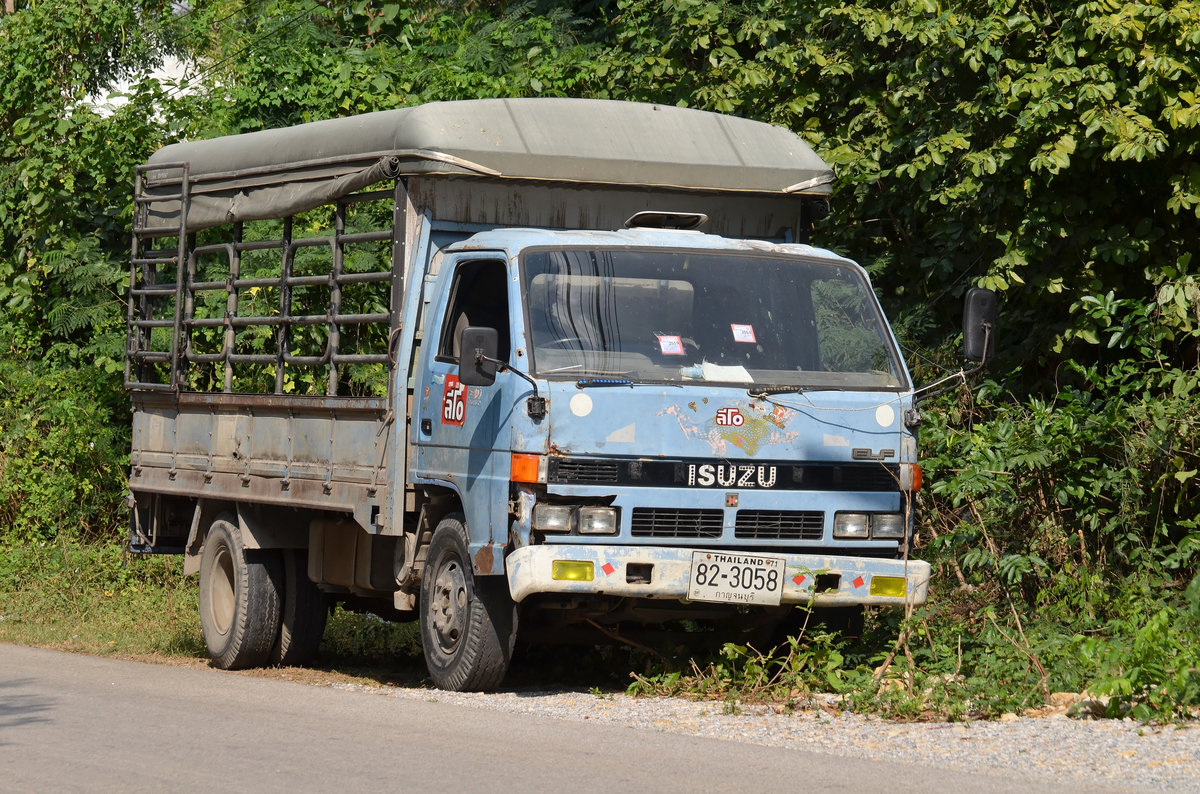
[[0, 538, 427, 689]]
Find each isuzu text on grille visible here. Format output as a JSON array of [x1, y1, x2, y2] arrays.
[[685, 463, 778, 488]]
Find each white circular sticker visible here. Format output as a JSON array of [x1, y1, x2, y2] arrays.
[[570, 393, 593, 417], [875, 404, 895, 428]]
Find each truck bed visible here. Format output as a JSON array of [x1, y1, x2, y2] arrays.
[[130, 391, 394, 534]]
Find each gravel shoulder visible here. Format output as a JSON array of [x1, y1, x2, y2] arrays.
[[30, 645, 1200, 791], [337, 682, 1200, 792]]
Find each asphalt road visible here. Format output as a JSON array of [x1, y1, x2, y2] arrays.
[[0, 643, 1074, 792]]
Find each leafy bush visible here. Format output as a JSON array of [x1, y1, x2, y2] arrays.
[[922, 362, 1200, 593], [628, 630, 858, 706], [0, 360, 128, 543], [905, 360, 1200, 721]]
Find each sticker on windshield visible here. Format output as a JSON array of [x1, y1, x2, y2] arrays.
[[657, 335, 685, 355], [731, 324, 757, 343]]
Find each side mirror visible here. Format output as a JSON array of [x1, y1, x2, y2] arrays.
[[962, 287, 997, 364], [458, 326, 499, 386]]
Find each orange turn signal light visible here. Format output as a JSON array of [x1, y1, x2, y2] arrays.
[[901, 463, 922, 491], [511, 453, 545, 484]]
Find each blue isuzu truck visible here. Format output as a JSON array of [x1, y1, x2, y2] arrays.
[[125, 98, 990, 690]]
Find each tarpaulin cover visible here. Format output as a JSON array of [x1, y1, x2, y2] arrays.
[[141, 98, 833, 234]]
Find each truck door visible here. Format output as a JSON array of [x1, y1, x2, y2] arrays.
[[415, 254, 516, 561]]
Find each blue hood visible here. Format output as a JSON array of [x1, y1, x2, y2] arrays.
[[533, 382, 913, 464]]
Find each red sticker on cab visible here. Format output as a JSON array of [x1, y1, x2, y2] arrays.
[[441, 374, 466, 426]]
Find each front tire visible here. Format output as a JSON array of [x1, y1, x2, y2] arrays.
[[198, 517, 283, 669], [419, 515, 515, 691]]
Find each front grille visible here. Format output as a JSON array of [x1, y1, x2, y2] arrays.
[[735, 510, 824, 540], [546, 456, 900, 491], [550, 459, 620, 484], [631, 508, 722, 538], [833, 466, 898, 491]]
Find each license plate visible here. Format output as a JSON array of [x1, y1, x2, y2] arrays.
[[688, 551, 785, 606]]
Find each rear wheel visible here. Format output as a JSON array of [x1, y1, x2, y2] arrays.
[[198, 517, 283, 669], [271, 549, 328, 667], [419, 515, 515, 691]]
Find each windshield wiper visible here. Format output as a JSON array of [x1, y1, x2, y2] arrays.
[[576, 377, 685, 389], [748, 385, 810, 398], [576, 377, 634, 389]]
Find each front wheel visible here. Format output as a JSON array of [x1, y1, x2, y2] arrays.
[[419, 515, 515, 691]]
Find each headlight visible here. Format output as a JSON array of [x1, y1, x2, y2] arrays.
[[833, 512, 870, 538], [532, 504, 573, 533], [578, 507, 618, 535], [872, 512, 907, 539]]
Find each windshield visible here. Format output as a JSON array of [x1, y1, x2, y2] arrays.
[[521, 248, 906, 389]]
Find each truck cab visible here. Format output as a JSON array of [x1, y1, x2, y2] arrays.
[[411, 226, 926, 661]]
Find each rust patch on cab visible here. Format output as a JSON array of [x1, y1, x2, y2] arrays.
[[474, 542, 495, 573]]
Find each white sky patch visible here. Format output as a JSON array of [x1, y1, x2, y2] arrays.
[[85, 55, 194, 116]]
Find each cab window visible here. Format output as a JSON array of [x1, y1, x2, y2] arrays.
[[437, 260, 511, 362]]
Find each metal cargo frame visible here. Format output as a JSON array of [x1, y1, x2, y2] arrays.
[[127, 169, 407, 539]]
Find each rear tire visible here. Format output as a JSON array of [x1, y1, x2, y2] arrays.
[[198, 517, 283, 670], [419, 515, 515, 691], [271, 549, 328, 667]]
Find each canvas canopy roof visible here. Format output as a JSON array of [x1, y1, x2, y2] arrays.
[[141, 97, 833, 233]]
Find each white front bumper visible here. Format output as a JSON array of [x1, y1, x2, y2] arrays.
[[505, 544, 930, 607]]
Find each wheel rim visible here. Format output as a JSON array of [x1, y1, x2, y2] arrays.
[[430, 555, 468, 655], [206, 545, 236, 637]]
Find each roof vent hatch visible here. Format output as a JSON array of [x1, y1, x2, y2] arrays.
[[624, 211, 709, 231]]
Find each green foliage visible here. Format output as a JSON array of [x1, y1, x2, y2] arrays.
[[178, 1, 600, 134], [923, 367, 1200, 594], [627, 628, 861, 705], [320, 607, 422, 663], [0, 2, 182, 365], [0, 360, 129, 543], [914, 363, 1200, 720], [0, 0, 172, 122], [589, 0, 1200, 371], [1079, 577, 1200, 721]]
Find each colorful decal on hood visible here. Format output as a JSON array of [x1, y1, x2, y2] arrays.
[[662, 401, 798, 456], [715, 407, 744, 427]]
